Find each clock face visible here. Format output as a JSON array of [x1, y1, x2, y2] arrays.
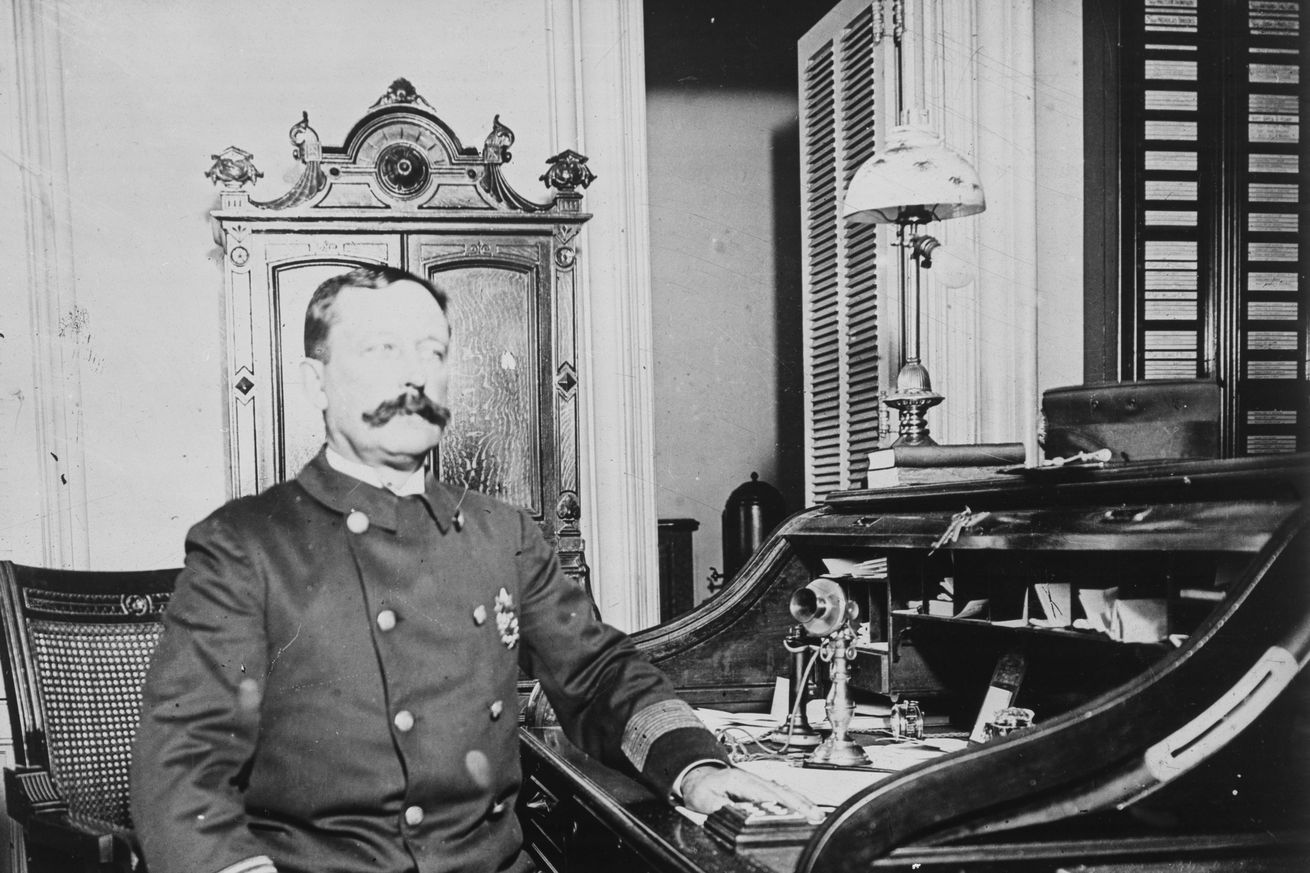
[[356, 120, 451, 199], [376, 142, 430, 197]]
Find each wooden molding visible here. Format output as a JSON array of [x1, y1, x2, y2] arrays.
[[922, 0, 1038, 454], [545, 0, 660, 631], [12, 0, 89, 568]]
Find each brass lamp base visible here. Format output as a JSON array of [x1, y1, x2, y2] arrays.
[[885, 359, 943, 446], [884, 389, 943, 447]]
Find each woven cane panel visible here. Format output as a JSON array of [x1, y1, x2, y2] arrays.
[[28, 619, 164, 829]]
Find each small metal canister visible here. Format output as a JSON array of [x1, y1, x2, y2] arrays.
[[984, 706, 1035, 741], [892, 700, 923, 740], [721, 473, 787, 581]]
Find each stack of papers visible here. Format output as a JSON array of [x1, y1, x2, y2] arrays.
[[821, 557, 889, 578], [695, 708, 783, 739]]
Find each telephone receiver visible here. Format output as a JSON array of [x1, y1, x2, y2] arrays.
[[789, 576, 858, 637]]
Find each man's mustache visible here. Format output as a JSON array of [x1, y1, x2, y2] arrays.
[[361, 389, 452, 428]]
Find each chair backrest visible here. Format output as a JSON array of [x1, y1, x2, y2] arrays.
[[0, 562, 179, 831]]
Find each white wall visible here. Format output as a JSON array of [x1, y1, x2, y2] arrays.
[[2, 1, 666, 630], [2, 0, 557, 571], [1034, 0, 1085, 397], [647, 86, 804, 599]]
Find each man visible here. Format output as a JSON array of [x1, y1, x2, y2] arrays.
[[131, 265, 818, 873]]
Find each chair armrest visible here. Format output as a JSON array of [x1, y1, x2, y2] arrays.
[[5, 765, 67, 823], [5, 766, 136, 873]]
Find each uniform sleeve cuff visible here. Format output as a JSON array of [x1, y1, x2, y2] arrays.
[[621, 700, 731, 800], [670, 759, 730, 803], [214, 856, 278, 873]]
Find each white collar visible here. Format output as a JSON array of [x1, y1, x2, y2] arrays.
[[324, 446, 428, 497]]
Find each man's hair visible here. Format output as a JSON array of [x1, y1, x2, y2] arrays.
[[304, 265, 449, 362]]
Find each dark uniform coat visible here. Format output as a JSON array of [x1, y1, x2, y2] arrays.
[[131, 452, 726, 873]]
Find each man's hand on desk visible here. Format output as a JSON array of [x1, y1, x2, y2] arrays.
[[678, 763, 825, 824]]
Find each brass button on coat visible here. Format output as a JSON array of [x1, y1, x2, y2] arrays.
[[472, 604, 488, 625], [346, 510, 370, 534], [376, 610, 397, 631], [404, 805, 424, 826], [489, 700, 504, 720], [394, 710, 415, 732]]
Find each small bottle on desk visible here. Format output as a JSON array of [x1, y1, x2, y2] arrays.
[[893, 700, 923, 740]]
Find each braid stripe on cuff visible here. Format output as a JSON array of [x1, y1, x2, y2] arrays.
[[621, 698, 705, 771]]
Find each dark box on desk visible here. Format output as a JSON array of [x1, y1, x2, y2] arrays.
[[1041, 380, 1220, 462]]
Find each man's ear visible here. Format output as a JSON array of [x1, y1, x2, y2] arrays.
[[300, 358, 328, 412]]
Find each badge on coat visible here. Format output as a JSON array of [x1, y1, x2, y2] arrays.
[[493, 587, 519, 649]]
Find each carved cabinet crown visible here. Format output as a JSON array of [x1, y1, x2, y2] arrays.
[[208, 78, 595, 590]]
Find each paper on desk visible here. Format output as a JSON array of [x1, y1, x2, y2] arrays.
[[862, 738, 967, 772], [695, 708, 780, 738], [1028, 582, 1072, 627], [1110, 598, 1168, 643], [1077, 587, 1118, 634], [953, 599, 989, 619], [735, 758, 887, 808], [761, 677, 787, 725], [822, 556, 889, 578], [926, 598, 955, 617], [733, 739, 964, 808], [804, 698, 893, 732], [674, 751, 947, 826]]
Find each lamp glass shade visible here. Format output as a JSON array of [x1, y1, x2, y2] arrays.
[[842, 125, 986, 224]]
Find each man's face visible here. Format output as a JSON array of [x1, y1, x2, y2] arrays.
[[301, 280, 452, 471]]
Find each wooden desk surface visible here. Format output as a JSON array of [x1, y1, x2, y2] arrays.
[[518, 726, 803, 873], [517, 724, 1310, 873]]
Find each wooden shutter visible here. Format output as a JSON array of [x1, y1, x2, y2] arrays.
[[804, 39, 843, 499], [1241, 1, 1303, 454], [1122, 0, 1305, 455], [800, 3, 883, 501], [841, 11, 882, 483], [1129, 5, 1204, 382]]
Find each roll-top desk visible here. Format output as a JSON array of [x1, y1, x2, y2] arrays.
[[519, 455, 1310, 872]]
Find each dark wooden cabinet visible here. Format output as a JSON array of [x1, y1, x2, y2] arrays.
[[657, 518, 700, 622], [208, 79, 595, 587]]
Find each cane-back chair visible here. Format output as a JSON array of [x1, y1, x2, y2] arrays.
[[0, 560, 179, 873]]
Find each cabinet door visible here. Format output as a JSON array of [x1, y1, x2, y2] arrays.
[[217, 232, 403, 492], [406, 232, 590, 593], [271, 257, 402, 480], [409, 237, 554, 519]]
